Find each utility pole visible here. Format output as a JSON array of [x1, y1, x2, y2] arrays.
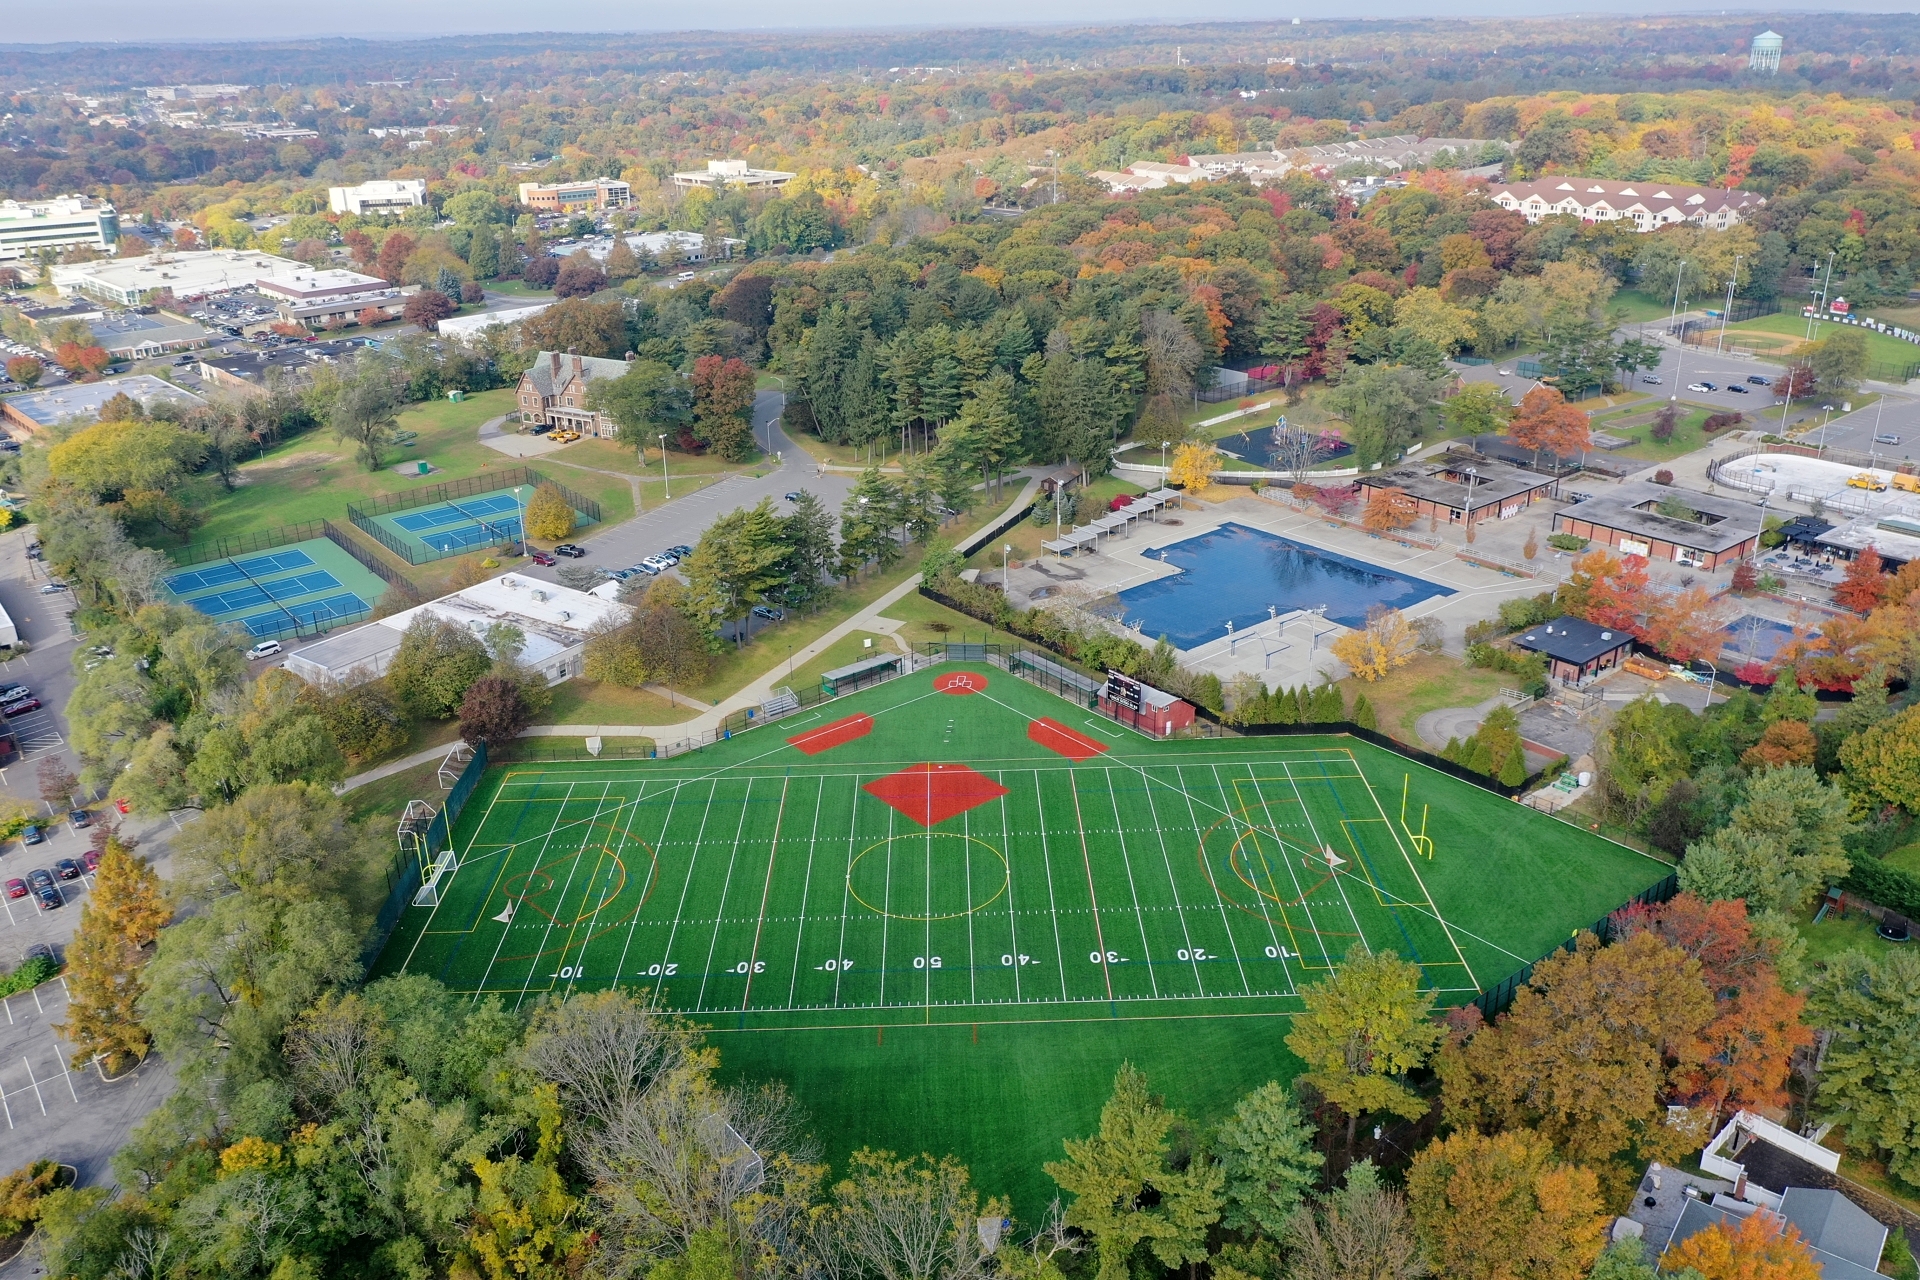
[[1716, 254, 1744, 354]]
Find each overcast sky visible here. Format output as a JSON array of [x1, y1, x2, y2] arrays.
[[5, 0, 1911, 46]]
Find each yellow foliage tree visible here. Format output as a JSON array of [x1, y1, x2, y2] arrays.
[[1362, 486, 1419, 533], [1168, 442, 1222, 493], [1663, 1209, 1822, 1280], [1407, 1128, 1607, 1280], [523, 483, 576, 543], [1330, 606, 1420, 682], [56, 834, 171, 1072]]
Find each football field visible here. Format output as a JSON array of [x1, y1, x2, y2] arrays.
[[376, 664, 1663, 1029]]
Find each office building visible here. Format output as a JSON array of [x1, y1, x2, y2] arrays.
[[670, 160, 796, 191], [1, 374, 204, 435], [328, 180, 429, 216], [253, 267, 403, 328], [0, 196, 119, 263], [50, 249, 318, 306], [516, 179, 632, 213]]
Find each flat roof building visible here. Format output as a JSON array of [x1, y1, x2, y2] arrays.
[[50, 249, 318, 307], [517, 179, 632, 213], [283, 576, 628, 690], [0, 196, 119, 263], [1510, 616, 1637, 686], [1356, 454, 1558, 526], [328, 180, 429, 216], [197, 339, 363, 393], [439, 302, 553, 341], [253, 267, 404, 329], [1, 374, 204, 435], [86, 313, 212, 358], [670, 160, 795, 190], [1553, 481, 1762, 569]]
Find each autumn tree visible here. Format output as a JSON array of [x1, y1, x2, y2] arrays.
[[1284, 1161, 1428, 1280], [1834, 546, 1890, 614], [458, 675, 531, 746], [1362, 486, 1418, 533], [402, 288, 457, 330], [1407, 1129, 1608, 1280], [1556, 548, 1621, 620], [1584, 554, 1650, 637], [1045, 1063, 1223, 1280], [1839, 704, 1920, 815], [523, 483, 576, 542], [4, 355, 41, 388], [1742, 720, 1817, 770], [1506, 386, 1591, 466], [1665, 1209, 1821, 1280], [57, 833, 172, 1072], [1168, 441, 1222, 492], [1439, 931, 1714, 1169], [1644, 584, 1729, 664], [1332, 607, 1421, 683], [690, 354, 758, 461], [1286, 946, 1444, 1149], [1610, 894, 1812, 1116]]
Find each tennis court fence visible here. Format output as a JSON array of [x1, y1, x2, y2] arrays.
[[362, 742, 489, 966], [346, 466, 603, 565], [321, 520, 421, 603], [172, 520, 335, 568]]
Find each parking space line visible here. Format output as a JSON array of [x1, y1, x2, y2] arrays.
[[22, 1056, 45, 1115], [56, 1046, 77, 1102]]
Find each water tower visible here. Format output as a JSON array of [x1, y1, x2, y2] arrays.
[[1749, 30, 1784, 74]]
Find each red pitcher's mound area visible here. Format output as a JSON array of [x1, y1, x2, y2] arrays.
[[933, 671, 987, 695], [1029, 717, 1110, 762], [864, 763, 1010, 827], [786, 713, 874, 755]]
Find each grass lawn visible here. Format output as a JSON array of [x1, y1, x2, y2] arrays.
[[1882, 843, 1920, 876], [1587, 402, 1744, 462], [875, 590, 1035, 650], [1795, 907, 1890, 975], [783, 630, 900, 692], [341, 758, 444, 826], [1336, 654, 1510, 746], [1611, 288, 1682, 325], [1727, 313, 1920, 375], [483, 280, 557, 298], [373, 664, 1669, 1214], [185, 389, 634, 555], [540, 679, 700, 727]]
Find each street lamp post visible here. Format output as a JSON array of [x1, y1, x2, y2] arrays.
[[1462, 467, 1479, 538], [1818, 405, 1835, 455], [1002, 543, 1012, 588], [1715, 254, 1744, 355], [658, 433, 670, 499]]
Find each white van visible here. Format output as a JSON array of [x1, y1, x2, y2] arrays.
[[247, 640, 283, 660]]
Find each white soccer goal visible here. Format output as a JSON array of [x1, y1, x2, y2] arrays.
[[412, 849, 459, 907]]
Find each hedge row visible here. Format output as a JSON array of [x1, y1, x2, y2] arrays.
[[1842, 855, 1920, 921]]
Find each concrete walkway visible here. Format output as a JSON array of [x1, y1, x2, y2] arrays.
[[337, 741, 465, 794], [1415, 694, 1511, 752]]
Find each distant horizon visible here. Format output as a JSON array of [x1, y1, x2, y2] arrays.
[[3, 2, 1909, 48]]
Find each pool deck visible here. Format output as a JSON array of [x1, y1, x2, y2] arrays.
[[1000, 495, 1560, 687]]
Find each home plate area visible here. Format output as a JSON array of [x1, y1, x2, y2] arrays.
[[374, 663, 1670, 1029]]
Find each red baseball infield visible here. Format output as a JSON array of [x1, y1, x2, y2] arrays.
[[786, 713, 874, 755], [1027, 717, 1110, 762]]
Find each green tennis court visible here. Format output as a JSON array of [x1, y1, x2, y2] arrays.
[[364, 483, 594, 559]]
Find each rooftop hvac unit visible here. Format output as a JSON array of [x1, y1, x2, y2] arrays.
[[531, 589, 548, 602]]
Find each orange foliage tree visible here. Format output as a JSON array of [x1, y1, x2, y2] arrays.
[[1507, 386, 1592, 465], [1833, 546, 1890, 614], [1362, 486, 1418, 533], [1611, 894, 1813, 1116], [1644, 584, 1730, 664], [1664, 1209, 1821, 1280], [1742, 720, 1817, 770], [1585, 554, 1651, 638]]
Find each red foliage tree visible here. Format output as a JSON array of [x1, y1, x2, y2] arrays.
[[1644, 584, 1727, 664], [376, 231, 416, 284], [1833, 546, 1889, 614], [1774, 362, 1818, 402], [402, 289, 457, 331], [456, 676, 530, 746], [1586, 553, 1650, 638], [343, 228, 376, 268], [1735, 661, 1776, 687], [54, 343, 110, 380], [553, 254, 609, 299], [1731, 560, 1759, 594]]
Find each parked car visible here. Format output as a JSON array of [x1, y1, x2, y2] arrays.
[[21, 825, 41, 846], [54, 858, 81, 881], [1687, 382, 1716, 393], [34, 885, 59, 910], [3, 698, 41, 717], [82, 848, 102, 872], [640, 554, 677, 573], [783, 491, 802, 502], [247, 640, 283, 660], [0, 683, 27, 701], [1640, 375, 1663, 385], [1746, 375, 1771, 385], [1727, 384, 1749, 393], [554, 544, 587, 558], [26, 868, 53, 892], [530, 550, 556, 566], [68, 809, 89, 829], [1875, 434, 1902, 446], [4, 878, 24, 900], [38, 582, 69, 594], [751, 605, 786, 623], [667, 545, 692, 558]]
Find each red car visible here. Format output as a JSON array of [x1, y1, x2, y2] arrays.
[[3, 878, 24, 900], [82, 848, 101, 872], [530, 550, 556, 566], [2, 698, 39, 717]]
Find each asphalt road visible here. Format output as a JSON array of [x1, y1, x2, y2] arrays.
[[1455, 340, 1787, 419], [510, 388, 858, 590]]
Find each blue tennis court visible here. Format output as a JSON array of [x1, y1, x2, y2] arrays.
[[391, 494, 521, 533], [235, 593, 368, 638], [1723, 614, 1812, 663], [162, 548, 315, 595], [184, 570, 344, 616]]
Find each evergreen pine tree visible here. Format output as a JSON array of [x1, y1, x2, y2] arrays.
[[466, 228, 500, 279], [1498, 748, 1527, 788], [1272, 686, 1301, 725], [1354, 693, 1377, 730]]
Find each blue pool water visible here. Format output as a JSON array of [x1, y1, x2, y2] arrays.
[[1108, 522, 1454, 648]]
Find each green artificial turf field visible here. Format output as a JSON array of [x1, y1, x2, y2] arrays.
[[373, 663, 1669, 1209]]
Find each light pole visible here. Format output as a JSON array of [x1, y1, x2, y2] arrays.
[[1715, 254, 1744, 355], [658, 433, 670, 499], [1462, 466, 1479, 538], [1002, 543, 1012, 587], [1818, 405, 1835, 455], [1668, 260, 1690, 398]]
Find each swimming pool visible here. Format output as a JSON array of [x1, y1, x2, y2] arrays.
[[1106, 522, 1454, 648]]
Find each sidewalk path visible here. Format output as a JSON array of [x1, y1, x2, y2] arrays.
[[337, 741, 462, 794]]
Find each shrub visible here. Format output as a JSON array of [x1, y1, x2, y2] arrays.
[[1702, 412, 1745, 433], [1653, 469, 1674, 486], [0, 1159, 60, 1235], [1548, 533, 1588, 552], [0, 953, 57, 998]]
